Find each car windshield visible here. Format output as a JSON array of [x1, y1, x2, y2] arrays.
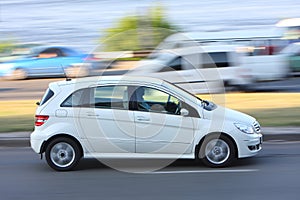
[[163, 80, 203, 103]]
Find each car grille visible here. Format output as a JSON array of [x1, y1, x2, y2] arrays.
[[253, 121, 261, 133]]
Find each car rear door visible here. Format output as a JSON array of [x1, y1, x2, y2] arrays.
[[77, 85, 135, 153]]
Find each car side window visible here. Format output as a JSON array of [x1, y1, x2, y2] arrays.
[[37, 48, 63, 58], [92, 86, 129, 110], [40, 88, 54, 106], [61, 88, 90, 107], [131, 86, 181, 115], [202, 52, 230, 68], [158, 56, 182, 72]]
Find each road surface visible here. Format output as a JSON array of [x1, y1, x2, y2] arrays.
[[0, 142, 299, 200]]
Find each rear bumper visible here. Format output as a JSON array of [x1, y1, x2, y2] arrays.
[[30, 130, 46, 154]]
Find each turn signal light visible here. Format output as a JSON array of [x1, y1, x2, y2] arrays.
[[35, 115, 49, 126]]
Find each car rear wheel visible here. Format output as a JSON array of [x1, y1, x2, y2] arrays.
[[198, 134, 236, 167], [10, 69, 27, 80], [45, 137, 81, 171]]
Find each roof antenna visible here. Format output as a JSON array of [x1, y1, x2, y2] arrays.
[[61, 64, 72, 81]]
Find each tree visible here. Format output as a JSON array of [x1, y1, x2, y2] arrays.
[[0, 40, 15, 54], [100, 5, 179, 51]]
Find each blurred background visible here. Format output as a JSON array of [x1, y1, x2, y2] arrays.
[[1, 0, 300, 49], [1, 2, 300, 199], [0, 0, 300, 132]]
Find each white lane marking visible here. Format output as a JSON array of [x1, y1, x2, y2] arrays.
[[145, 169, 259, 174]]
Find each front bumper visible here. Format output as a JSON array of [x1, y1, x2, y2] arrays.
[[238, 133, 263, 158]]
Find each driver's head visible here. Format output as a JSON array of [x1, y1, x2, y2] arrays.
[[136, 87, 145, 100]]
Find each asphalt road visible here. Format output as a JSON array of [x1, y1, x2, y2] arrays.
[[0, 142, 299, 200], [1, 76, 300, 100]]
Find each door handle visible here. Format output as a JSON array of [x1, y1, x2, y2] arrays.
[[136, 116, 150, 121], [86, 112, 99, 117]]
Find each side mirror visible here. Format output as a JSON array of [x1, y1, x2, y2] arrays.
[[180, 108, 189, 116]]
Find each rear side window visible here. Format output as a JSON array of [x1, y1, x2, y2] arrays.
[[61, 88, 90, 107], [60, 86, 129, 109], [40, 89, 54, 106], [93, 86, 128, 109]]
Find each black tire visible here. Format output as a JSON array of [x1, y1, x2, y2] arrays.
[[198, 134, 236, 168], [45, 137, 81, 171], [7, 68, 27, 80]]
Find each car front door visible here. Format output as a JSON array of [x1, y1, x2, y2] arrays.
[[130, 86, 195, 155]]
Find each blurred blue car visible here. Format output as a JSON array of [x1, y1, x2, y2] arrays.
[[0, 46, 97, 80]]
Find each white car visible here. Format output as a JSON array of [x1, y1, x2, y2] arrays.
[[30, 76, 262, 171]]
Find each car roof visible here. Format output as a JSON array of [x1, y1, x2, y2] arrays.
[[54, 75, 165, 87], [49, 75, 198, 104], [166, 45, 239, 55], [31, 45, 82, 54], [165, 28, 283, 42]]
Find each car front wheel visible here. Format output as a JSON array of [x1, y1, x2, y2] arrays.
[[45, 137, 81, 171], [198, 134, 236, 167]]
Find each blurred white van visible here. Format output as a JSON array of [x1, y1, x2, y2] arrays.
[[129, 45, 252, 94], [157, 30, 290, 82]]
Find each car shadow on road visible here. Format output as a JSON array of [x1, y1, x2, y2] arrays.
[[75, 157, 260, 172]]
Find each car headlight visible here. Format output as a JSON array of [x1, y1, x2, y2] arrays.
[[234, 123, 254, 134]]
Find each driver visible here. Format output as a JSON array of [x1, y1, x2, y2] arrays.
[[136, 87, 151, 111]]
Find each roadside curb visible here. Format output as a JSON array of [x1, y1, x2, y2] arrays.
[[0, 139, 30, 147], [0, 132, 31, 147], [0, 127, 300, 147]]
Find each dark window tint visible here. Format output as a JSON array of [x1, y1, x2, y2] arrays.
[[38, 48, 64, 57], [159, 57, 182, 72], [40, 89, 54, 106], [181, 102, 200, 118], [203, 52, 230, 68], [60, 48, 82, 57]]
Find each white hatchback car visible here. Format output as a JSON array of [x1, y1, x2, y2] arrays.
[[30, 76, 262, 171]]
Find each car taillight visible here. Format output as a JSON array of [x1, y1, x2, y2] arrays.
[[35, 115, 49, 126]]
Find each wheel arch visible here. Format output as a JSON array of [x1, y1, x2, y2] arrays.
[[195, 132, 238, 159], [40, 134, 84, 158]]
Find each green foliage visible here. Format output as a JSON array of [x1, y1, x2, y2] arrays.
[[0, 40, 15, 54], [100, 5, 179, 51]]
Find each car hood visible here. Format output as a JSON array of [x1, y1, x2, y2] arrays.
[[202, 102, 255, 124]]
